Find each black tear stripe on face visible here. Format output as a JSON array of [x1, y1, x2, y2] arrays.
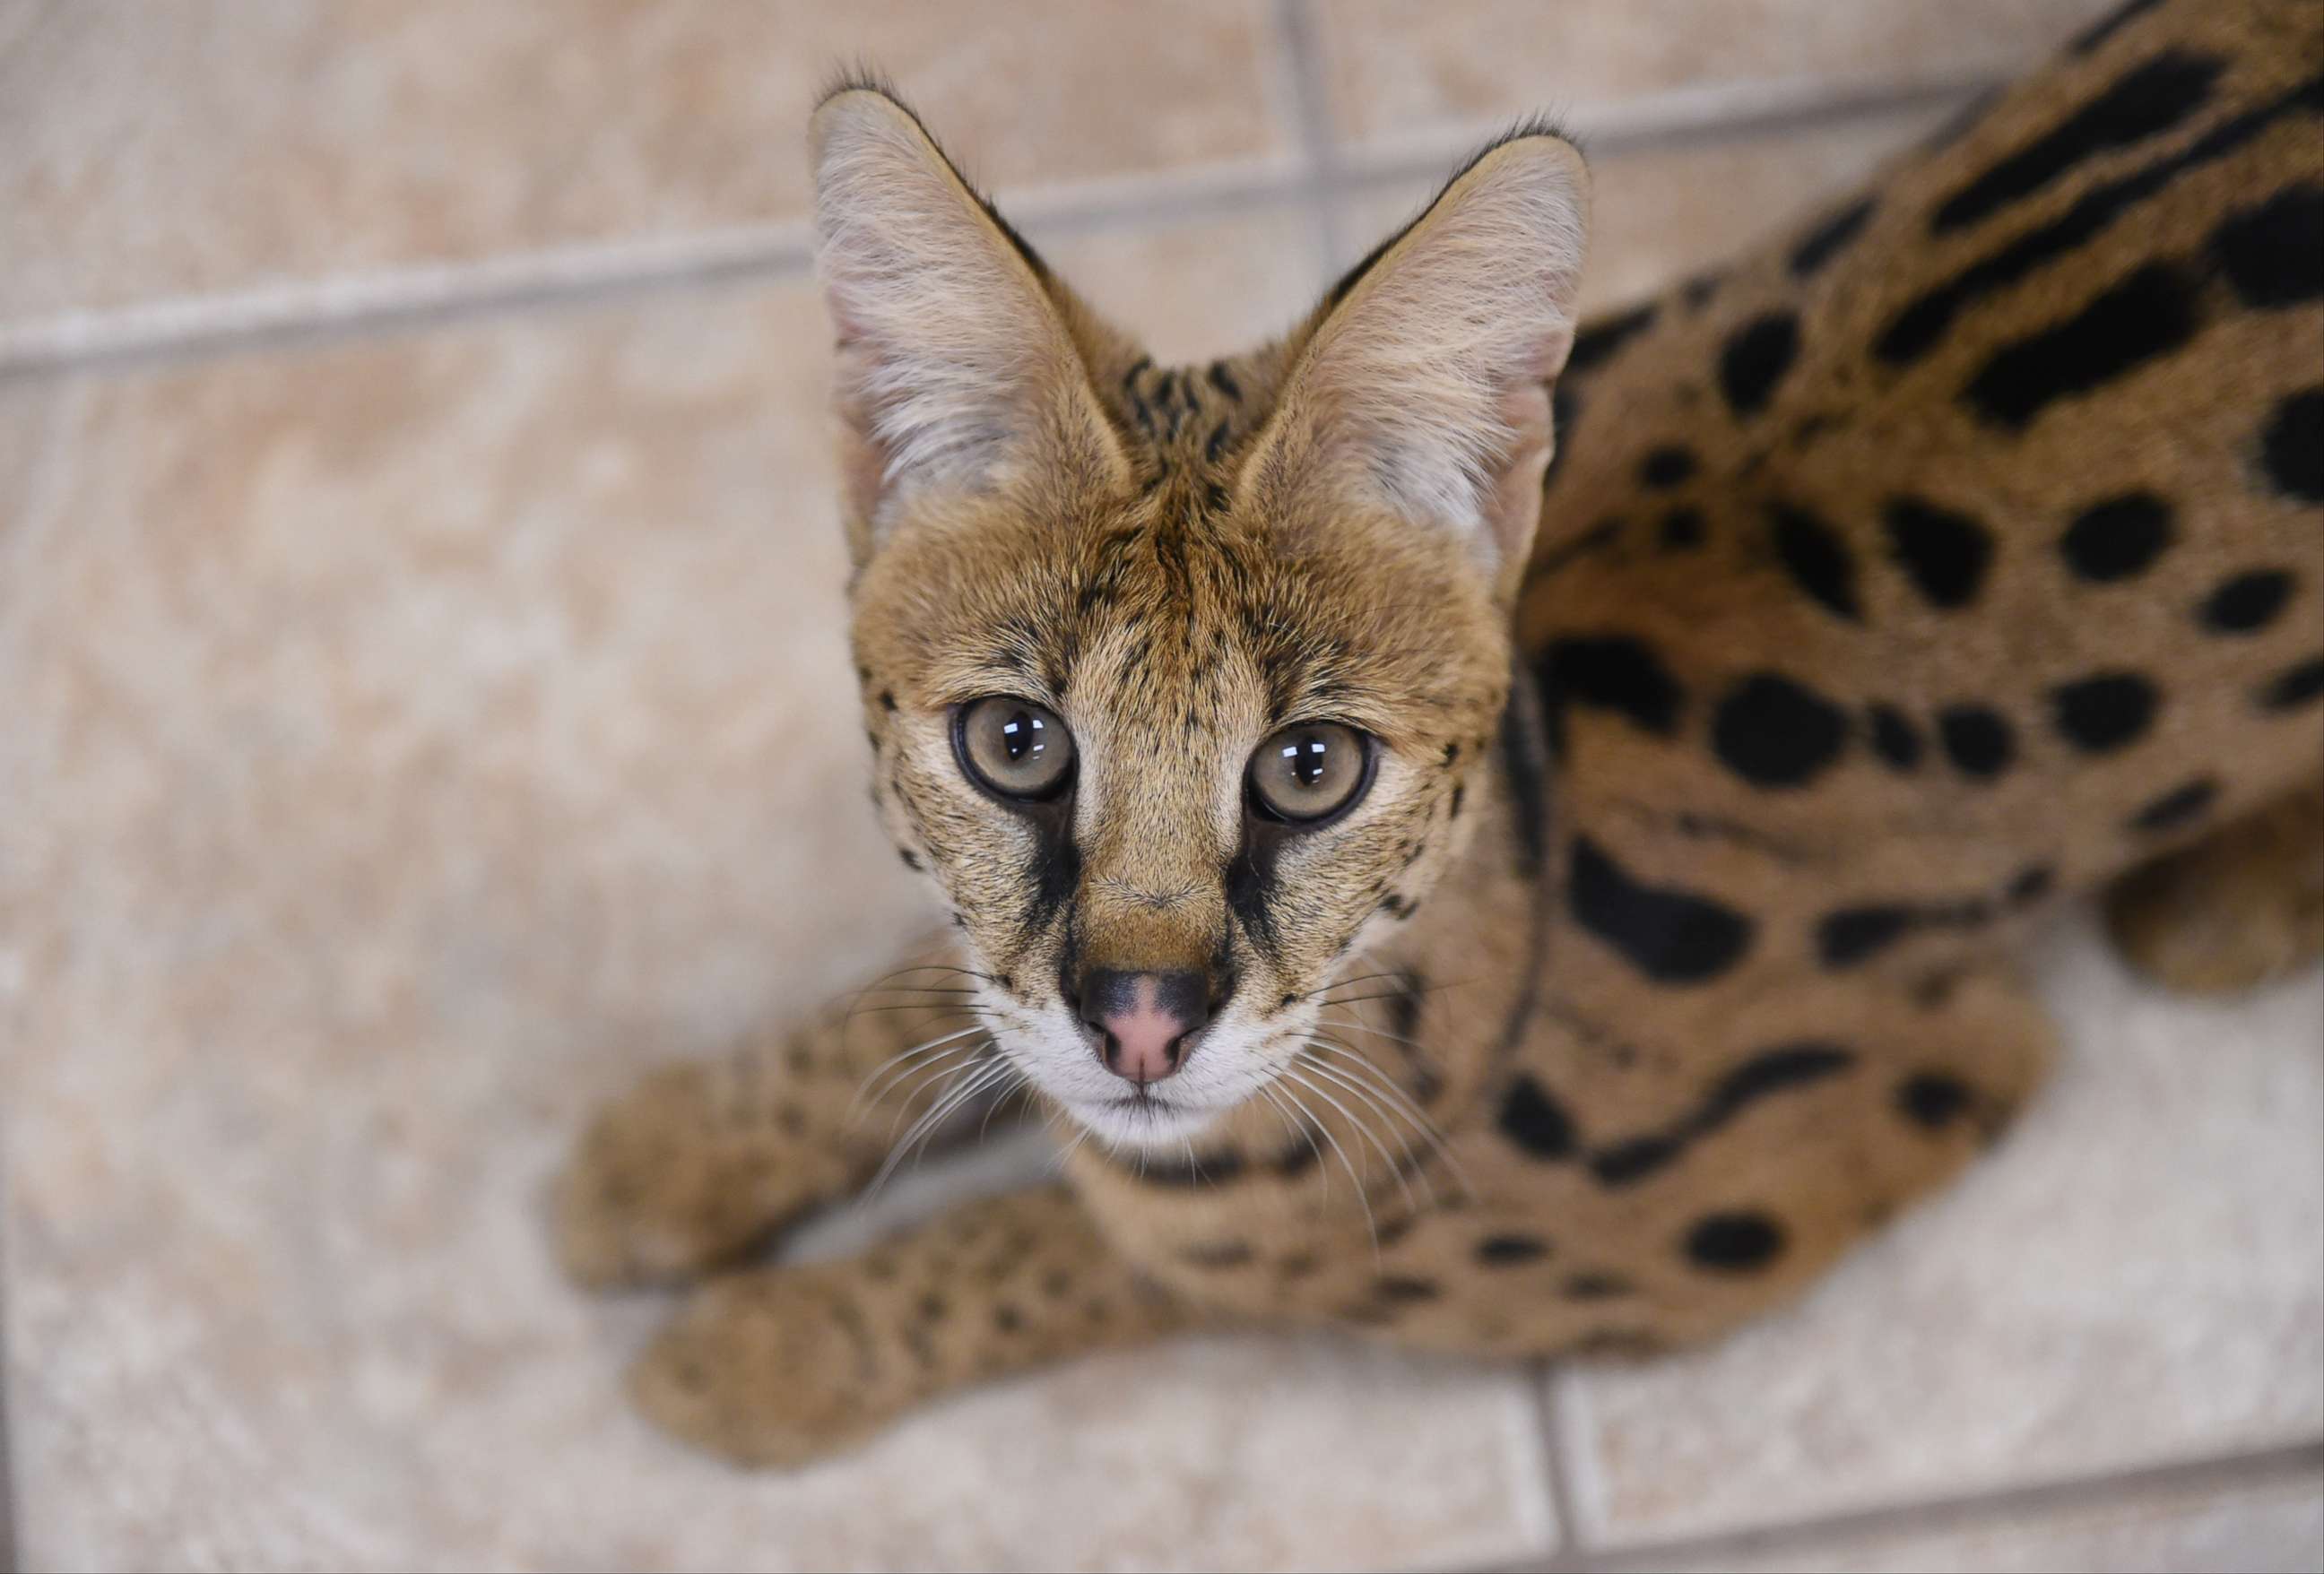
[[1014, 798, 1084, 960], [1588, 1042, 1855, 1187], [1879, 73, 2324, 366], [1931, 50, 2226, 235]]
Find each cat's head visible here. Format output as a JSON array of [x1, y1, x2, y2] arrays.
[[811, 81, 1588, 1150]]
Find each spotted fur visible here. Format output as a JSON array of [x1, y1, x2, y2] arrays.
[[559, 2, 2324, 1465]]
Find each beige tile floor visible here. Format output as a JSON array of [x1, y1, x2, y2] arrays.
[[4, 3, 2320, 1570]]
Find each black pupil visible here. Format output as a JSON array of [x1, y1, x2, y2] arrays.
[[999, 710, 1044, 765], [1284, 733, 1330, 790]]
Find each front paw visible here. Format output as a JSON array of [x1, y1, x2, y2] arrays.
[[629, 1268, 910, 1467], [553, 1063, 809, 1289]]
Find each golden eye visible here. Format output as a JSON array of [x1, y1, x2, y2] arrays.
[[957, 696, 1076, 800], [1249, 722, 1372, 824]]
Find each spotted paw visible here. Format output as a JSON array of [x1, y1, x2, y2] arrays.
[[629, 1268, 909, 1467], [553, 1061, 828, 1289]]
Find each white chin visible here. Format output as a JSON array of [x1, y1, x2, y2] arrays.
[[1066, 1092, 1225, 1151]]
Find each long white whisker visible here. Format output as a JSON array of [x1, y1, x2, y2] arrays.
[[1288, 1058, 1418, 1215], [1305, 1040, 1474, 1198], [1279, 1068, 1380, 1260], [1295, 1052, 1434, 1208], [850, 1025, 993, 1115]]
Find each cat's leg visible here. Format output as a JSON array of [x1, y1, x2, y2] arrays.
[[554, 939, 1002, 1286], [2104, 782, 2324, 994], [628, 1185, 1197, 1466]]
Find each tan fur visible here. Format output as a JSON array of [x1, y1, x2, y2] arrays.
[[559, 4, 2324, 1466]]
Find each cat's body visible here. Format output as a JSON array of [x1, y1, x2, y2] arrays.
[[559, 0, 2324, 1464]]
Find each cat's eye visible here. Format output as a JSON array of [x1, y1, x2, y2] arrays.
[[956, 696, 1076, 800], [1249, 722, 1373, 825]]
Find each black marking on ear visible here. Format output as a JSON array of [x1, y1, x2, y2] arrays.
[[2068, 0, 2164, 54], [1539, 636, 1685, 738], [2258, 656, 2324, 712], [1937, 705, 2016, 780], [1771, 504, 1861, 620], [1719, 312, 1801, 418], [1499, 1074, 1580, 1160], [1639, 445, 1697, 488], [2200, 570, 2294, 634], [1931, 51, 2223, 233], [1568, 302, 1658, 374], [1684, 1211, 1785, 1271], [2061, 493, 2173, 581], [2262, 389, 2324, 504], [2129, 777, 2218, 835], [1590, 1042, 1854, 1186], [1477, 1234, 1551, 1266], [1789, 195, 1876, 277], [2215, 185, 2324, 309], [1712, 672, 1850, 789], [1880, 74, 2323, 366], [1207, 359, 1243, 401], [1868, 704, 1924, 771], [1660, 507, 1706, 549], [1897, 1071, 1973, 1129], [1883, 498, 1994, 610], [2051, 671, 2159, 753], [1964, 264, 2200, 429], [1568, 835, 1754, 983]]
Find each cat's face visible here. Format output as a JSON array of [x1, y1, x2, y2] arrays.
[[812, 83, 1586, 1149]]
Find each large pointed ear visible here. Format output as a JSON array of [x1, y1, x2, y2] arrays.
[[811, 84, 1130, 562], [1242, 129, 1589, 600]]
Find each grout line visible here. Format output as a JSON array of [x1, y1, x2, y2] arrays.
[[0, 1115, 19, 1574], [1330, 74, 1992, 200], [0, 74, 1990, 385], [1269, 0, 1345, 281], [1444, 1438, 2324, 1574]]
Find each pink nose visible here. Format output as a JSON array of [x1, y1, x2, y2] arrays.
[[1076, 968, 1209, 1085]]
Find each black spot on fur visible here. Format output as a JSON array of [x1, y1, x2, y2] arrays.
[[1374, 1276, 1441, 1303], [2007, 866, 2055, 905], [1589, 1042, 1854, 1187], [1590, 1135, 1683, 1186], [1563, 1273, 1634, 1300], [2051, 671, 2159, 752], [1639, 445, 1698, 488], [1124, 1147, 1247, 1187], [993, 1303, 1023, 1334], [2201, 569, 2294, 634], [1897, 1072, 1973, 1129], [1719, 312, 1801, 418], [1880, 73, 2322, 366], [1712, 672, 1850, 788], [1498, 683, 1552, 878], [1964, 264, 2200, 429], [2214, 185, 2324, 309], [1541, 636, 1686, 737], [1545, 383, 1581, 487], [1182, 1241, 1253, 1268], [1937, 705, 2016, 780], [1568, 835, 1755, 982], [2060, 493, 2173, 582], [1818, 906, 1915, 968], [1932, 51, 2224, 233], [1684, 1211, 1786, 1272], [2258, 656, 2324, 712], [1477, 1234, 1552, 1266], [1568, 302, 1658, 374], [1499, 1074, 1579, 1160], [2262, 389, 2324, 503], [1772, 504, 1861, 620], [1660, 506, 1706, 549], [1790, 195, 1877, 277], [2129, 777, 2218, 835], [898, 849, 923, 872], [1883, 497, 1994, 610], [1868, 704, 1924, 771], [879, 688, 897, 712]]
